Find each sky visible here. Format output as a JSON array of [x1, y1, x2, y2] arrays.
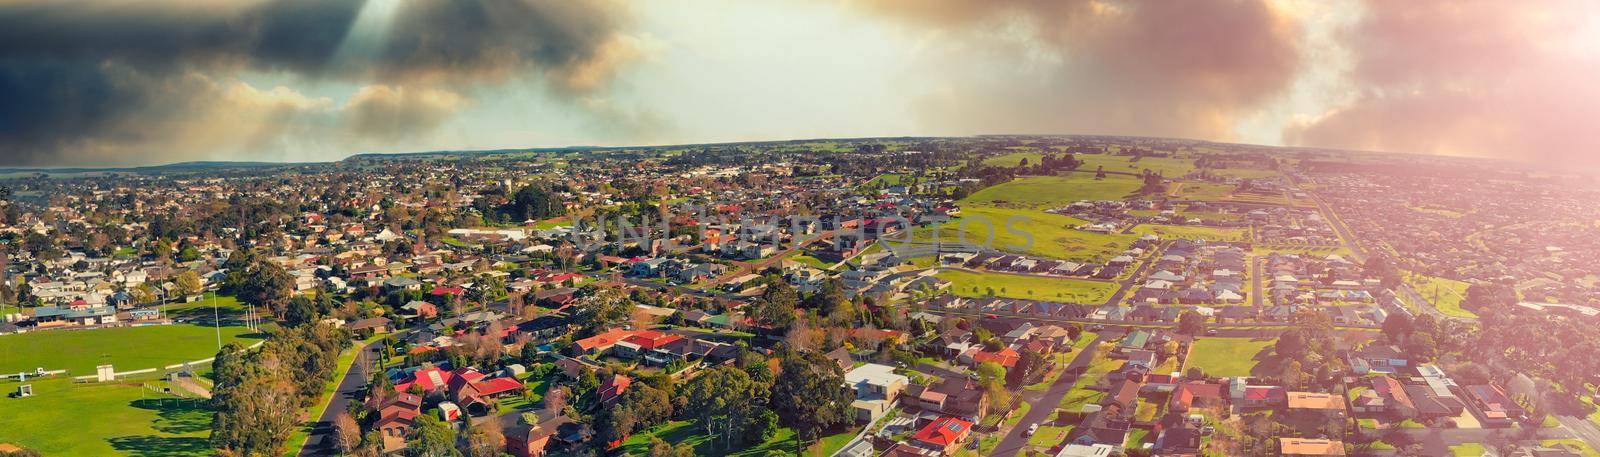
[[0, 0, 1597, 167]]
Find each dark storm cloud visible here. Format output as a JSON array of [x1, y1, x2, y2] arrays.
[[0, 0, 635, 166]]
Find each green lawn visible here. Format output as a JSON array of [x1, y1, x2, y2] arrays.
[[1028, 424, 1073, 447], [1129, 224, 1249, 242], [614, 420, 816, 456], [865, 173, 906, 188], [1404, 272, 1475, 318], [0, 323, 264, 375], [0, 376, 213, 456], [1542, 439, 1600, 457], [1185, 338, 1275, 378], [787, 253, 833, 270], [983, 152, 1044, 168], [1450, 443, 1486, 456], [938, 270, 1117, 303], [1077, 154, 1196, 177], [914, 206, 1136, 261], [1171, 182, 1236, 201], [964, 175, 1142, 209], [1206, 168, 1281, 179], [162, 293, 246, 321]]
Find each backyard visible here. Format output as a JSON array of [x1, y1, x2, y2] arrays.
[[1185, 338, 1275, 378]]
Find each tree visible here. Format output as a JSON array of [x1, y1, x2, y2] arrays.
[[771, 351, 855, 447], [599, 406, 638, 444], [1381, 312, 1413, 343], [1177, 311, 1206, 335], [175, 270, 204, 297], [621, 384, 674, 430], [1463, 282, 1517, 311], [648, 437, 696, 457], [755, 280, 800, 328], [1282, 360, 1304, 389], [975, 361, 1007, 388], [408, 415, 461, 457], [682, 365, 761, 449], [284, 296, 319, 328], [1007, 350, 1044, 388], [574, 287, 632, 333], [333, 412, 362, 455], [239, 260, 294, 317]]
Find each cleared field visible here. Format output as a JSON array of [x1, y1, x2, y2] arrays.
[[0, 323, 264, 375], [1186, 338, 1275, 378], [1129, 224, 1249, 242], [1077, 154, 1196, 177], [983, 152, 1043, 168], [1404, 272, 1475, 318], [1205, 168, 1281, 179], [0, 377, 212, 456], [913, 206, 1136, 261], [1171, 182, 1235, 201], [938, 270, 1117, 304], [964, 175, 1142, 209]]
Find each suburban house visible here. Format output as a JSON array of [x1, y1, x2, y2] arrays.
[[909, 416, 973, 455]]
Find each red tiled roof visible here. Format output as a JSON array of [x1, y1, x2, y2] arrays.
[[623, 330, 683, 351], [472, 377, 525, 397], [971, 347, 1020, 368], [599, 375, 631, 404], [912, 416, 972, 448], [575, 329, 637, 352]]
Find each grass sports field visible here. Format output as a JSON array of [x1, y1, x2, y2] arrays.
[[0, 376, 213, 456], [938, 270, 1118, 303], [1403, 272, 1475, 318], [0, 323, 264, 375], [1186, 338, 1275, 378]]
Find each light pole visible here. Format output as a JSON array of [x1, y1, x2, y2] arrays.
[[212, 293, 221, 350]]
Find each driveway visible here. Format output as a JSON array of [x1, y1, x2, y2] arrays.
[[988, 334, 1108, 457]]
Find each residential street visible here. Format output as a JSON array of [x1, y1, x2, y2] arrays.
[[988, 334, 1108, 457], [298, 340, 383, 456]]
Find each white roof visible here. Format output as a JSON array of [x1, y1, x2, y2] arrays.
[[844, 363, 908, 388]]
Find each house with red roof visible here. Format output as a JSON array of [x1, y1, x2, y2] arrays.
[[970, 347, 1020, 368], [573, 328, 638, 355], [911, 416, 973, 454], [367, 392, 424, 443], [598, 374, 631, 406], [392, 366, 525, 416], [614, 330, 683, 359]]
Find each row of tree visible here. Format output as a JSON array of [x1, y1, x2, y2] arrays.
[[210, 323, 351, 456]]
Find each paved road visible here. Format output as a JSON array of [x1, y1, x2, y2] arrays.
[[1557, 415, 1600, 453], [989, 334, 1108, 457], [1387, 425, 1572, 455], [298, 340, 384, 456], [1251, 256, 1264, 307], [1100, 241, 1168, 307]]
